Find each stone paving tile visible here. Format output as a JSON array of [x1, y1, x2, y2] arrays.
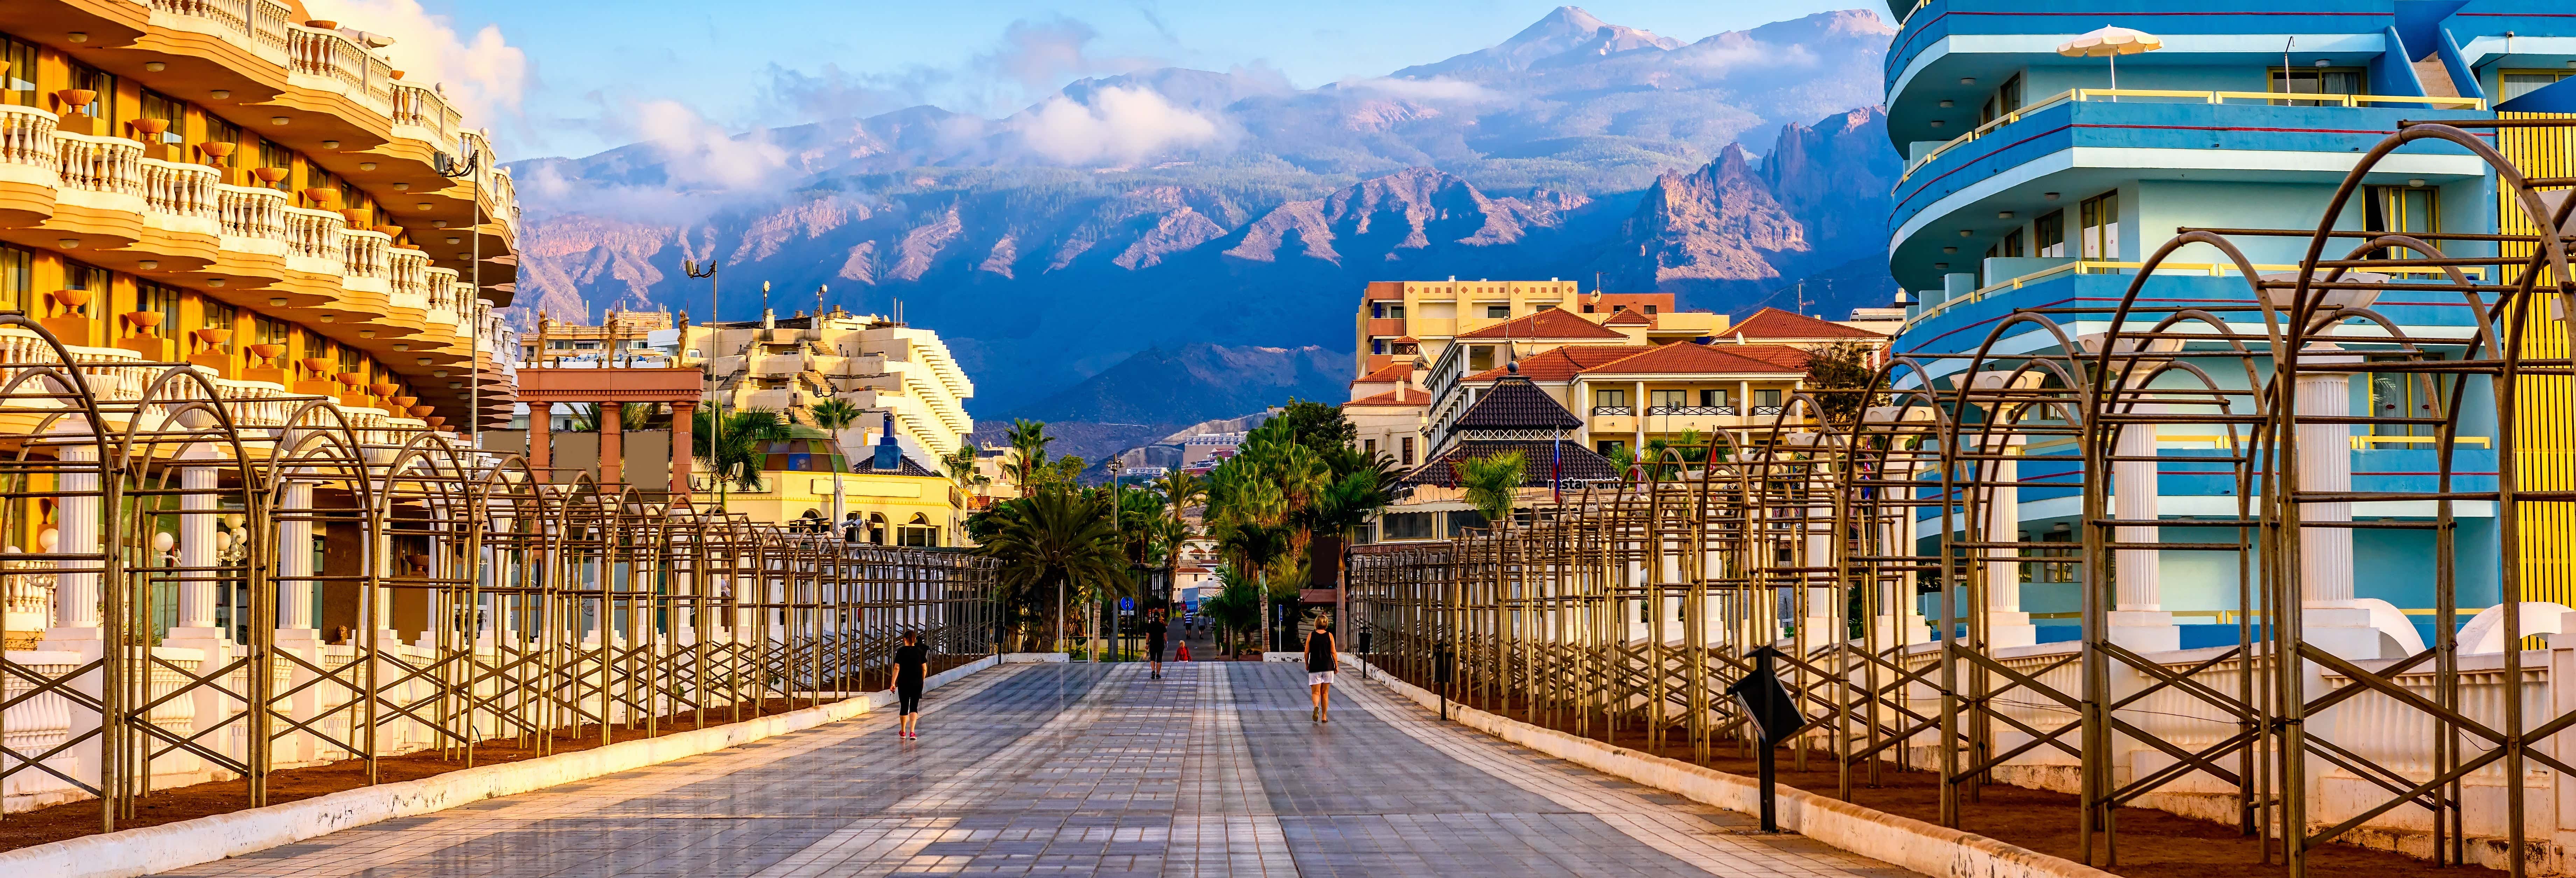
[[155, 659, 1921, 878]]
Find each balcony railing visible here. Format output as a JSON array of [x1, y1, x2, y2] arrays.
[[55, 132, 143, 198], [1647, 405, 1737, 416], [1752, 406, 1784, 416], [0, 105, 57, 174], [387, 247, 430, 309], [140, 158, 220, 225], [1899, 88, 2488, 186], [341, 228, 391, 281], [216, 183, 287, 240], [282, 206, 344, 262], [1899, 258, 2492, 336], [1590, 405, 1633, 416]]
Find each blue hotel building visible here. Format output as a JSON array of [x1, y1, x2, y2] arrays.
[[1879, 0, 2576, 649]]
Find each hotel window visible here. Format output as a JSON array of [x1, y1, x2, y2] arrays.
[[65, 62, 114, 118], [1363, 438, 1377, 457], [1466, 345, 1495, 372], [257, 315, 289, 346], [338, 345, 362, 375], [2365, 185, 2438, 260], [2079, 191, 2119, 259], [135, 282, 182, 343], [1594, 388, 1628, 409], [1700, 388, 1730, 408], [0, 244, 26, 313], [1484, 305, 1510, 318], [1755, 389, 1783, 408], [139, 90, 187, 146], [64, 260, 107, 296], [1596, 440, 1626, 456], [1399, 436, 1415, 466], [260, 140, 294, 190], [2367, 359, 2438, 437], [1649, 389, 1689, 410], [2269, 66, 2366, 106], [1371, 338, 1386, 355], [205, 300, 237, 333], [1978, 73, 2024, 126], [2035, 210, 2066, 258], [2502, 70, 2576, 102], [0, 35, 34, 107], [206, 117, 242, 168]]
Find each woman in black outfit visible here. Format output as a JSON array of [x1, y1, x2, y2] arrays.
[[1305, 617, 1337, 723], [891, 630, 928, 740], [1144, 608, 1168, 679]]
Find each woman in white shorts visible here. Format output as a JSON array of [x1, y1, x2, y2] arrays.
[[1305, 616, 1337, 723]]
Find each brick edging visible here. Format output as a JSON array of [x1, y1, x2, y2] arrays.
[[1339, 654, 2118, 878]]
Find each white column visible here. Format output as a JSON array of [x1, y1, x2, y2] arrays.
[[173, 461, 220, 632], [278, 480, 317, 635], [1982, 438, 2037, 648], [43, 440, 103, 643], [2108, 404, 2178, 651], [1632, 380, 1647, 452], [2296, 350, 2384, 658]]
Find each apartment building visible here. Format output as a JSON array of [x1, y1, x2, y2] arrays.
[[522, 308, 672, 368], [680, 307, 978, 459], [0, 3, 517, 433], [1880, 0, 2574, 643], [1353, 279, 1730, 377]]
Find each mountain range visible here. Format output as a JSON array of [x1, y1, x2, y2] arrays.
[[511, 7, 1902, 418]]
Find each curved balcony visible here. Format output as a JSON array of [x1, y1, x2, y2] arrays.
[[50, 132, 147, 247], [0, 106, 59, 228], [1884, 0, 2407, 114]]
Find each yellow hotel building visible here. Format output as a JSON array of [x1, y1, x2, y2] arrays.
[[0, 1, 517, 430]]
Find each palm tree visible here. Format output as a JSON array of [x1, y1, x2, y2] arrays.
[[1457, 451, 1527, 531], [562, 402, 664, 433], [1005, 419, 1052, 490], [1153, 469, 1206, 605], [808, 398, 865, 526], [975, 486, 1126, 652], [1201, 566, 1262, 656], [693, 408, 788, 491]]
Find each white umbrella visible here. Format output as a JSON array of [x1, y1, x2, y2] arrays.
[[2058, 26, 2163, 100]]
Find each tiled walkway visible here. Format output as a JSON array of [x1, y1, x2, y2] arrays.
[[161, 662, 1917, 877]]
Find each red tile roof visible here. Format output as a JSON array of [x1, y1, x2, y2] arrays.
[[1722, 307, 1885, 340], [1351, 362, 1413, 385], [1582, 342, 1805, 376], [1716, 343, 1813, 371], [1455, 309, 1626, 340], [1463, 345, 1639, 382], [1604, 309, 1654, 326], [1346, 387, 1429, 407]]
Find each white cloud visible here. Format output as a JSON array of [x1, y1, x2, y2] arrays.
[[1010, 86, 1222, 166], [1676, 38, 1819, 74], [632, 100, 790, 191], [303, 0, 527, 124], [1340, 76, 1500, 103]]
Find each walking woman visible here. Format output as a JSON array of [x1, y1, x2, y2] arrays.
[[1145, 607, 1169, 679], [892, 630, 928, 740], [1306, 615, 1337, 723]]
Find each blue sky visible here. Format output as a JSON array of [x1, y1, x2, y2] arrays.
[[413, 0, 1872, 159]]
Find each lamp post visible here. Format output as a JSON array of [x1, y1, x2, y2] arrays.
[[682, 258, 719, 507], [433, 138, 481, 445], [1107, 456, 1124, 663]]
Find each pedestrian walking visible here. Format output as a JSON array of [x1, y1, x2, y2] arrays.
[[1306, 615, 1337, 723], [1144, 608, 1169, 679], [891, 630, 928, 740]]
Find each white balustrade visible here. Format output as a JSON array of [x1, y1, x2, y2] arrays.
[[217, 183, 287, 241], [0, 105, 58, 174], [140, 158, 221, 224], [54, 132, 142, 197], [282, 206, 345, 264], [342, 228, 390, 281], [388, 247, 430, 309]]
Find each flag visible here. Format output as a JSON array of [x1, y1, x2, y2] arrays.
[[1551, 430, 1562, 502]]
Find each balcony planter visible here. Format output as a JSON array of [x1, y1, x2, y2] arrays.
[[254, 167, 289, 184], [423, 416, 445, 428], [50, 289, 90, 312], [193, 328, 232, 346], [409, 405, 435, 418], [340, 208, 370, 225], [391, 395, 417, 408], [197, 141, 235, 162], [124, 311, 164, 335], [390, 70, 405, 80], [370, 382, 400, 396], [371, 224, 404, 238], [304, 19, 338, 28], [300, 357, 332, 373], [249, 343, 286, 364], [335, 373, 365, 387], [301, 188, 339, 206], [53, 89, 95, 114]]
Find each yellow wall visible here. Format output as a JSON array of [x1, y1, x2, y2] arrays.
[[2501, 112, 2576, 604]]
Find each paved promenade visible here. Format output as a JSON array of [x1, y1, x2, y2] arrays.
[[161, 663, 1917, 877]]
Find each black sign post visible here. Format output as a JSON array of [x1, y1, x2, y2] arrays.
[[1725, 645, 1810, 833], [1433, 641, 1455, 721]]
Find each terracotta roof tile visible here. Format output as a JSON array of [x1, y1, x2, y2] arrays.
[[1399, 439, 1620, 488], [1346, 387, 1429, 407], [1604, 308, 1654, 326], [1718, 344, 1814, 371], [1455, 309, 1626, 340], [1581, 342, 1804, 376], [1723, 307, 1885, 340], [1351, 362, 1413, 385], [1464, 345, 1639, 382]]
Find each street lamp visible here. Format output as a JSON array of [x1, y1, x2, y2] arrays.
[[1107, 456, 1125, 663], [433, 140, 481, 445], [683, 258, 720, 507]]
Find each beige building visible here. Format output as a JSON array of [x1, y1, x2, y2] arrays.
[[1355, 280, 1729, 378], [523, 308, 672, 367], [681, 307, 977, 459]]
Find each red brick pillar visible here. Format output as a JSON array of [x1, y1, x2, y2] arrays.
[[670, 401, 696, 497], [599, 401, 624, 486]]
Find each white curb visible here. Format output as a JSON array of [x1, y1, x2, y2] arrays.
[[1339, 654, 2118, 878], [1, 654, 1007, 878]]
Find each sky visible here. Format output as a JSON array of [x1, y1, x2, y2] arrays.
[[337, 0, 1874, 160]]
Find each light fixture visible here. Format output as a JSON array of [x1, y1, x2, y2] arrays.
[[358, 329, 375, 338], [1958, 229, 1974, 237], [319, 315, 336, 323], [68, 32, 88, 43], [211, 89, 230, 100], [359, 162, 377, 171], [444, 237, 460, 245], [1929, 120, 1945, 128], [392, 343, 409, 351], [433, 370, 449, 378], [448, 381, 463, 389], [145, 62, 166, 72], [2408, 178, 2426, 187], [1997, 211, 2015, 219], [393, 183, 408, 191], [2044, 192, 2062, 201], [322, 140, 340, 149], [2312, 58, 2331, 68], [138, 259, 159, 269], [417, 358, 433, 366], [268, 298, 287, 306], [1959, 77, 1975, 85], [432, 220, 448, 228], [1939, 99, 1954, 108], [271, 116, 288, 126], [209, 278, 226, 287], [1934, 263, 1951, 271], [1942, 246, 1959, 254], [58, 238, 78, 248], [416, 203, 432, 210]]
